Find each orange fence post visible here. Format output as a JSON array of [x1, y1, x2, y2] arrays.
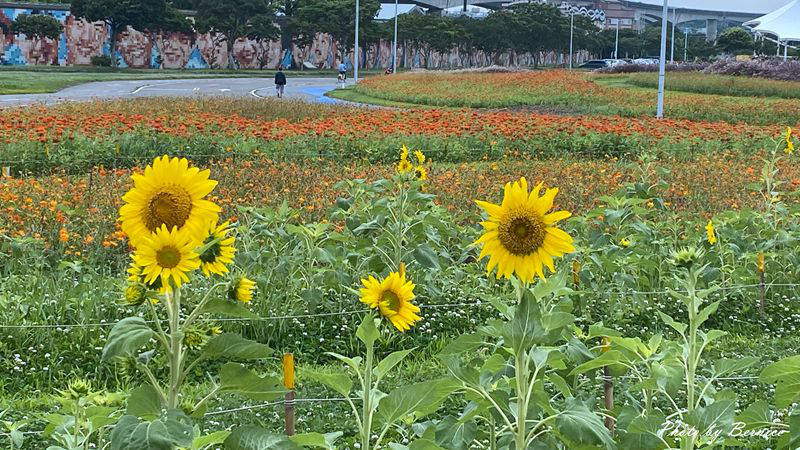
[[283, 353, 296, 436]]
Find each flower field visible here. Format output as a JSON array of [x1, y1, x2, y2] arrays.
[[3, 74, 800, 449], [351, 70, 800, 126]]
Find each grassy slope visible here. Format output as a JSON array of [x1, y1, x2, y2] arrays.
[[595, 72, 800, 99]]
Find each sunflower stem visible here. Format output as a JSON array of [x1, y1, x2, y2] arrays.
[[514, 349, 530, 450], [361, 337, 375, 450], [166, 288, 184, 410]]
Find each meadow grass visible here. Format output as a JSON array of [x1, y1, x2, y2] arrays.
[[597, 71, 800, 99]]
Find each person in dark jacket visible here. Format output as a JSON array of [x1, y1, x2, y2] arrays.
[[275, 66, 287, 98]]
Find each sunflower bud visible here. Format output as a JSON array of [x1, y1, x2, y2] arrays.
[[183, 325, 208, 350], [670, 246, 704, 269]]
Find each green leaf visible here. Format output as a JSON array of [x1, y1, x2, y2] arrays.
[[408, 439, 447, 450], [198, 298, 258, 319], [376, 378, 459, 425], [712, 357, 759, 378], [587, 323, 623, 339], [303, 369, 352, 397], [695, 300, 721, 328], [435, 416, 477, 450], [555, 398, 615, 450], [102, 317, 154, 362], [199, 334, 272, 361], [619, 410, 666, 450], [110, 410, 195, 450], [413, 244, 441, 270], [288, 432, 342, 449], [126, 384, 162, 420], [735, 400, 773, 431], [438, 332, 484, 356], [658, 312, 687, 335], [686, 400, 736, 437], [356, 315, 380, 347], [568, 350, 625, 376], [192, 431, 230, 449], [325, 352, 362, 373], [374, 348, 415, 382], [761, 356, 800, 408], [547, 373, 573, 398], [223, 425, 299, 449], [218, 363, 285, 401]]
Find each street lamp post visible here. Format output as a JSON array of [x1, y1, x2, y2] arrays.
[[614, 19, 619, 58], [392, 0, 398, 73], [569, 12, 574, 69], [656, 0, 668, 118], [354, 0, 360, 83], [670, 8, 676, 62]]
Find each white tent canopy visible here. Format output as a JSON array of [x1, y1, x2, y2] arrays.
[[743, 0, 800, 42]]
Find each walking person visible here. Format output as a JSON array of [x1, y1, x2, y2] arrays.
[[337, 61, 347, 87], [275, 66, 287, 98]]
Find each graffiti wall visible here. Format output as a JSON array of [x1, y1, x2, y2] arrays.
[[0, 4, 589, 69]]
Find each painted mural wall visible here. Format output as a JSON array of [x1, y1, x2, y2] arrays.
[[0, 4, 590, 69]]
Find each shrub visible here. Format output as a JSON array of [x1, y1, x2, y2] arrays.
[[90, 55, 113, 67]]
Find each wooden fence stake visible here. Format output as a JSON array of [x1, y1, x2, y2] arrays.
[[283, 353, 295, 436], [758, 252, 766, 316], [601, 337, 615, 434]]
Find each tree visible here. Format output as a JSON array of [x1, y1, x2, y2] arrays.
[[291, 0, 381, 69], [71, 0, 168, 67], [245, 14, 282, 69], [11, 14, 63, 41], [194, 0, 279, 69], [716, 27, 754, 55]]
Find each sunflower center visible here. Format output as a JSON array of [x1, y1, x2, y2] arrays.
[[144, 187, 192, 232], [156, 246, 182, 269], [498, 211, 545, 256], [381, 290, 401, 313]]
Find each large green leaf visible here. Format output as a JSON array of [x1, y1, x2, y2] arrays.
[[223, 425, 298, 449], [126, 384, 162, 420], [658, 312, 687, 335], [192, 431, 231, 449], [435, 416, 477, 450], [356, 315, 380, 347], [198, 298, 258, 319], [438, 332, 484, 356], [735, 400, 773, 431], [374, 348, 415, 382], [218, 363, 285, 401], [413, 244, 440, 270], [376, 378, 459, 425], [199, 334, 272, 361], [304, 369, 353, 397], [695, 300, 721, 328], [618, 410, 666, 450], [110, 410, 195, 450], [555, 398, 615, 450], [288, 432, 342, 449], [711, 357, 759, 378], [569, 350, 626, 376], [686, 400, 737, 438], [102, 317, 154, 362], [760, 356, 800, 408]]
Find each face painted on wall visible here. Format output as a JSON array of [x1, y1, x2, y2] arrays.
[[233, 38, 258, 68], [162, 32, 190, 68], [195, 33, 226, 68], [65, 15, 108, 65], [117, 26, 151, 68]]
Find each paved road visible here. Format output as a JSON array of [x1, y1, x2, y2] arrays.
[[0, 77, 348, 107]]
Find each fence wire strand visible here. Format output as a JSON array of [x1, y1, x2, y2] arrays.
[[2, 283, 799, 330]]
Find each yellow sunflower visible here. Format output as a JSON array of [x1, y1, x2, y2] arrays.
[[120, 155, 220, 247], [133, 225, 201, 293], [359, 269, 420, 332], [414, 150, 426, 164], [127, 261, 163, 292], [230, 277, 256, 303], [475, 177, 574, 283], [414, 165, 428, 181], [705, 220, 716, 245], [198, 220, 236, 276]]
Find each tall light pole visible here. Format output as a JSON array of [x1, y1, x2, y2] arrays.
[[684, 25, 688, 61], [614, 19, 619, 58], [784, 39, 789, 61], [569, 12, 574, 69], [656, 0, 668, 119], [354, 0, 360, 82], [392, 0, 398, 73], [670, 8, 676, 62]]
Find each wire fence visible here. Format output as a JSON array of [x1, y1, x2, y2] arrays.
[[2, 282, 799, 331]]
